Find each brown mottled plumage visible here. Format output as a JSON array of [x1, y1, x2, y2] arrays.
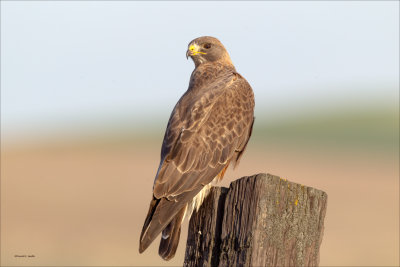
[[139, 36, 255, 260]]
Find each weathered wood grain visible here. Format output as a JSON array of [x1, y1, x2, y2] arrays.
[[184, 187, 228, 267], [184, 173, 328, 267]]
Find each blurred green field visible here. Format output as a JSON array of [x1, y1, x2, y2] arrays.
[[255, 108, 399, 152], [179, 108, 395, 151], [10, 107, 397, 151]]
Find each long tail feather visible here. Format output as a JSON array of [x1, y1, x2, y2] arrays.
[[139, 190, 198, 254], [158, 205, 186, 260]]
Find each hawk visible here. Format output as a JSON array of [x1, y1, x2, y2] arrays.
[[139, 36, 255, 260]]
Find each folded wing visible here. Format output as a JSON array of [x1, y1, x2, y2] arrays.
[[139, 72, 255, 252]]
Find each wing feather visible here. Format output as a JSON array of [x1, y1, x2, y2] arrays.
[[153, 73, 254, 199]]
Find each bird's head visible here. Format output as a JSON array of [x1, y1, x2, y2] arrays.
[[186, 36, 233, 67]]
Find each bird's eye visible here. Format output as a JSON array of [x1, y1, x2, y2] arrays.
[[203, 43, 211, 49]]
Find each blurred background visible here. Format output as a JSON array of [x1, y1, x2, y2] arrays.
[[1, 1, 399, 266]]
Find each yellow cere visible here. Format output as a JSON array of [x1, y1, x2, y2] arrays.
[[189, 43, 206, 55], [189, 44, 196, 51]]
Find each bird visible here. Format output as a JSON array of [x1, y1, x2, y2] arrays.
[[139, 36, 255, 260]]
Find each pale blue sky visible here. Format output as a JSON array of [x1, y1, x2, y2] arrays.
[[1, 1, 399, 139]]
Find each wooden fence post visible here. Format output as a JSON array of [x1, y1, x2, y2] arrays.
[[184, 173, 328, 267]]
